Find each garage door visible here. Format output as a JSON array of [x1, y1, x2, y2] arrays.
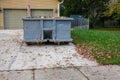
[[31, 9, 53, 17], [4, 9, 53, 29], [4, 9, 26, 29]]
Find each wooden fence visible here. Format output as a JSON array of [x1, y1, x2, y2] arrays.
[[71, 18, 89, 29]]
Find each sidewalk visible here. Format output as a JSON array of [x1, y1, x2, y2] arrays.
[[0, 65, 120, 80]]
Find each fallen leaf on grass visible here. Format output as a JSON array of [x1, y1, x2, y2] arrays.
[[76, 45, 95, 61]]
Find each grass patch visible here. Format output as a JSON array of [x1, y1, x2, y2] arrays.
[[71, 29, 120, 64]]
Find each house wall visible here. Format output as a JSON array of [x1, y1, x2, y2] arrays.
[[0, 12, 3, 29], [0, 0, 59, 29], [0, 0, 59, 9]]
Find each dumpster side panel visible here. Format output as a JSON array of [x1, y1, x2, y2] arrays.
[[24, 20, 42, 42], [56, 20, 72, 42]]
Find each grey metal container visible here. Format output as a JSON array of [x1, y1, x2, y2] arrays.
[[23, 18, 73, 43]]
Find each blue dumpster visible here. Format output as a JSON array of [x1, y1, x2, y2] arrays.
[[23, 18, 73, 43]]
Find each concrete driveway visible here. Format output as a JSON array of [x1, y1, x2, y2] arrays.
[[0, 30, 120, 80], [0, 30, 97, 71]]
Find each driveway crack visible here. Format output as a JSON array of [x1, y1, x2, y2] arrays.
[[8, 42, 24, 70], [74, 67, 89, 80]]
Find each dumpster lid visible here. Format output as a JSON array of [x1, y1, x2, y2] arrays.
[[23, 17, 73, 21]]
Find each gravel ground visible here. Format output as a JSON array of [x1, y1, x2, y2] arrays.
[[0, 30, 98, 71]]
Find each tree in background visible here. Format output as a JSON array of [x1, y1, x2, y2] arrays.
[[60, 0, 84, 16], [84, 0, 110, 28], [103, 0, 120, 27], [61, 0, 110, 28]]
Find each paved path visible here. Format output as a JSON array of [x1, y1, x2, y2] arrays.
[[0, 30, 97, 71], [0, 65, 120, 80], [0, 30, 119, 80]]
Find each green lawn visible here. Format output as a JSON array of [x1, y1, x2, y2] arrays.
[[71, 29, 120, 64]]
